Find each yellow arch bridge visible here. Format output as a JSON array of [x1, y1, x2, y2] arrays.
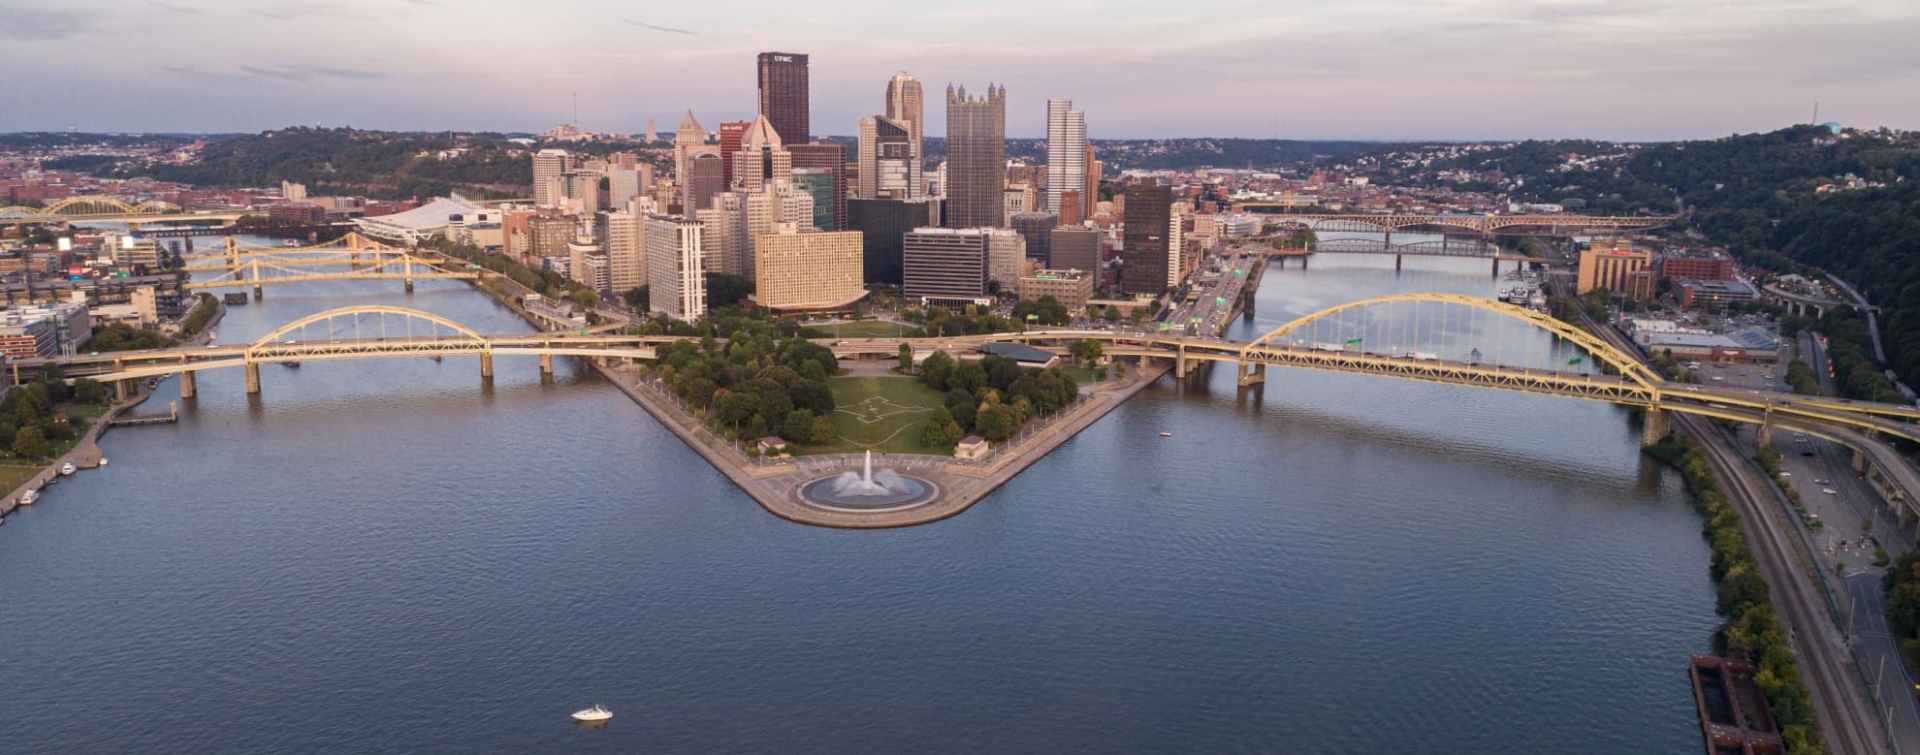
[[40, 296, 1920, 449], [179, 233, 478, 298]]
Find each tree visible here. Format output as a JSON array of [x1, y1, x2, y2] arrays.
[[1071, 339, 1104, 367], [921, 407, 960, 447], [944, 388, 977, 430], [622, 286, 649, 311], [898, 343, 914, 373], [975, 404, 1017, 442], [11, 426, 49, 460], [71, 378, 109, 405], [950, 361, 988, 394], [782, 409, 816, 443], [1103, 306, 1121, 322], [920, 350, 955, 390], [809, 416, 836, 445]]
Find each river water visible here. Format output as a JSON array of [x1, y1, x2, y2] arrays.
[[0, 249, 1718, 753]]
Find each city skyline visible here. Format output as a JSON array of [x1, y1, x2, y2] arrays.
[[4, 0, 1918, 139]]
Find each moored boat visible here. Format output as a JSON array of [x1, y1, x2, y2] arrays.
[[571, 704, 612, 722]]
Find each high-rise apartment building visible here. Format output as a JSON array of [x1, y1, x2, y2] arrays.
[[568, 238, 602, 290], [607, 164, 650, 209], [697, 192, 746, 278], [1045, 99, 1086, 217], [787, 142, 847, 231], [743, 184, 814, 280], [533, 149, 570, 208], [1011, 212, 1058, 266], [944, 84, 1006, 229], [673, 110, 706, 183], [1121, 183, 1172, 295], [599, 210, 646, 293], [986, 228, 1028, 290], [756, 52, 809, 143], [754, 226, 865, 311], [527, 214, 575, 265], [903, 227, 992, 305], [857, 116, 919, 200], [646, 213, 706, 321], [733, 115, 792, 194], [885, 71, 924, 168], [717, 120, 750, 188]]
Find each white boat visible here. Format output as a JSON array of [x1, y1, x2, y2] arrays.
[[1159, 432, 1172, 438], [19, 489, 37, 506], [60, 463, 75, 476], [99, 457, 108, 467], [571, 704, 613, 722]]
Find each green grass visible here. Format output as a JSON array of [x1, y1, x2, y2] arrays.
[[1060, 365, 1106, 384], [798, 376, 950, 455], [0, 464, 40, 493], [818, 320, 920, 339]]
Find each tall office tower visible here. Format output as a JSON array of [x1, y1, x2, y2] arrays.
[[607, 164, 651, 209], [944, 84, 1006, 229], [673, 110, 706, 183], [717, 120, 750, 188], [683, 152, 725, 214], [599, 210, 646, 293], [985, 228, 1027, 290], [696, 192, 746, 277], [903, 228, 992, 305], [1167, 206, 1187, 289], [857, 116, 920, 199], [1011, 212, 1058, 265], [1049, 226, 1100, 272], [788, 142, 846, 231], [567, 238, 601, 287], [1046, 99, 1086, 219], [564, 170, 602, 215], [1057, 190, 1084, 226], [754, 226, 866, 312], [756, 51, 809, 143], [1121, 183, 1172, 295], [532, 149, 570, 208], [742, 184, 814, 280], [644, 118, 657, 143], [527, 214, 575, 265], [847, 198, 938, 285], [885, 72, 924, 158], [645, 213, 706, 321], [733, 115, 792, 194], [1084, 149, 1101, 221], [791, 168, 837, 231]]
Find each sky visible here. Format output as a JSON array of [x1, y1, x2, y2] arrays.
[[4, 0, 1918, 141]]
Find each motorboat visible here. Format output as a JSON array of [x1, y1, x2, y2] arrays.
[[99, 457, 108, 467], [19, 489, 37, 506], [571, 704, 613, 722], [60, 463, 76, 476], [1159, 432, 1173, 438]]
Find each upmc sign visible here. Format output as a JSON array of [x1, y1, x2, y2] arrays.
[[772, 55, 795, 63]]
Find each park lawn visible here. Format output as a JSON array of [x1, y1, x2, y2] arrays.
[[797, 376, 950, 455], [1060, 365, 1105, 384], [820, 320, 920, 339]]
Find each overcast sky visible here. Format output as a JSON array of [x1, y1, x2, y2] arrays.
[[3, 0, 1916, 140]]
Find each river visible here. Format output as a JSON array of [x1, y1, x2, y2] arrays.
[[0, 249, 1719, 753]]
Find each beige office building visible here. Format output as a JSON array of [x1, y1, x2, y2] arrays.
[[986, 227, 1028, 290], [754, 226, 865, 311], [1577, 239, 1654, 299], [532, 149, 570, 208], [1018, 268, 1095, 311], [601, 210, 646, 293]]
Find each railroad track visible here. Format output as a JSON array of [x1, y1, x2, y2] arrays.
[[1679, 413, 1885, 755]]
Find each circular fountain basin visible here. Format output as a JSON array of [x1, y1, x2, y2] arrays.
[[798, 473, 938, 511]]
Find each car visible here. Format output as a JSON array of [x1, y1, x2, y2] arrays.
[[1822, 488, 1839, 495], [1712, 376, 1725, 381], [1801, 450, 1816, 457], [1780, 472, 1792, 478]]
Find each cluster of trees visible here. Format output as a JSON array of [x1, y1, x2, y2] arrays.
[[180, 294, 219, 336], [912, 351, 1078, 446], [1646, 436, 1826, 755], [0, 369, 108, 461], [1884, 553, 1920, 680], [1815, 310, 1899, 402], [87, 324, 175, 352], [422, 238, 601, 311], [83, 128, 537, 200], [1785, 360, 1822, 395], [904, 307, 1029, 337], [1011, 296, 1072, 326], [651, 317, 840, 445]]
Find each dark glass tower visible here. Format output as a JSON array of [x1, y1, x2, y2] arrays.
[[1121, 182, 1172, 295], [756, 52, 810, 143]]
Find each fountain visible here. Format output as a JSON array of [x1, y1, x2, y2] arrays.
[[799, 450, 937, 511]]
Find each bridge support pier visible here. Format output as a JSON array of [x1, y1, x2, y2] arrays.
[[115, 379, 130, 403], [1755, 418, 1774, 449], [539, 353, 554, 377], [1394, 254, 1402, 272], [178, 369, 196, 399], [1491, 258, 1501, 278], [1854, 448, 1869, 475], [244, 362, 261, 395], [1641, 407, 1671, 447], [1237, 361, 1266, 387], [480, 352, 494, 379], [1175, 346, 1188, 380]]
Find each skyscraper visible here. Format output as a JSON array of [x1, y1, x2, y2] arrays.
[[1011, 212, 1058, 266], [944, 83, 1006, 229], [1121, 182, 1172, 295], [717, 120, 750, 188], [646, 213, 706, 321], [756, 51, 809, 143], [733, 115, 792, 194], [788, 143, 847, 231], [847, 198, 938, 285], [1046, 99, 1086, 218], [857, 116, 919, 200], [754, 226, 865, 312], [885, 71, 924, 183], [684, 152, 725, 214], [532, 149, 570, 208], [791, 168, 837, 231], [903, 228, 992, 305], [673, 110, 706, 184], [643, 118, 657, 144], [1084, 147, 1102, 222]]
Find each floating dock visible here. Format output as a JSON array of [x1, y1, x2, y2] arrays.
[[1688, 655, 1783, 755]]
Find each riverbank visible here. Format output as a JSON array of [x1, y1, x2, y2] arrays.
[[0, 384, 157, 516]]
